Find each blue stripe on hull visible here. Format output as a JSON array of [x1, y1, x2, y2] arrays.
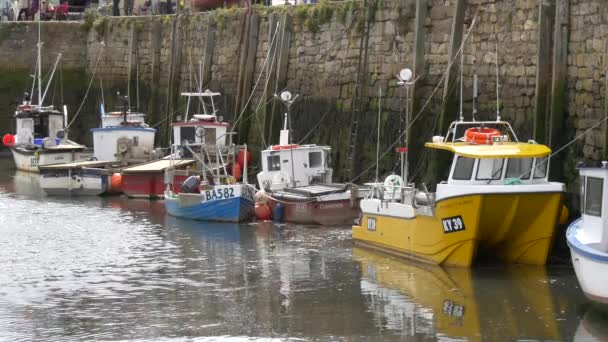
[[567, 218, 608, 264], [165, 196, 254, 223]]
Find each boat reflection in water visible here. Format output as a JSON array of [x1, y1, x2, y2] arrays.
[[164, 215, 241, 243], [353, 247, 562, 341], [574, 306, 608, 341]]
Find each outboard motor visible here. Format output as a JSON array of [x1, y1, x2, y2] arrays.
[[180, 175, 200, 194]]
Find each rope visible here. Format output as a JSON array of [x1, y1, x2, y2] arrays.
[[66, 45, 104, 129], [517, 116, 608, 180], [231, 22, 281, 132], [297, 108, 332, 145], [348, 13, 480, 184]]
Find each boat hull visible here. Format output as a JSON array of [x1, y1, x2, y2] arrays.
[[567, 218, 608, 304], [11, 146, 84, 173], [165, 184, 255, 222], [122, 172, 192, 199], [39, 168, 109, 196], [266, 197, 360, 225], [353, 192, 563, 267]]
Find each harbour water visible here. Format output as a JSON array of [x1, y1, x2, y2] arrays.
[[0, 159, 605, 341]]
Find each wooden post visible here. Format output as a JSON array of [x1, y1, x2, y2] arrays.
[[409, 0, 427, 181], [266, 13, 292, 145], [148, 19, 162, 138], [234, 13, 259, 143], [534, 0, 555, 144], [202, 15, 216, 88], [438, 0, 466, 134], [549, 0, 569, 178]]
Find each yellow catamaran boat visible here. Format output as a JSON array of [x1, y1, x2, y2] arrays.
[[353, 119, 566, 267]]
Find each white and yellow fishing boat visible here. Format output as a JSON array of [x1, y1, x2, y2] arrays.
[[353, 119, 567, 267]]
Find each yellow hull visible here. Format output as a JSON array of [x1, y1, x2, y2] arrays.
[[353, 192, 563, 267], [353, 247, 561, 341]]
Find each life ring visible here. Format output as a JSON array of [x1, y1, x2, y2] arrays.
[[383, 174, 404, 190], [271, 144, 299, 150], [465, 127, 501, 144]]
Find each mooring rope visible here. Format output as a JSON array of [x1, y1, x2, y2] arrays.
[[65, 44, 105, 129]]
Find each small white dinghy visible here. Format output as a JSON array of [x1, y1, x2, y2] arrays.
[[567, 162, 608, 304]]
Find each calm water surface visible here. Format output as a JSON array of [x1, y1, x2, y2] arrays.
[[0, 159, 605, 341]]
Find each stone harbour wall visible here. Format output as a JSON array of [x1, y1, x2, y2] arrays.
[[0, 0, 607, 187]]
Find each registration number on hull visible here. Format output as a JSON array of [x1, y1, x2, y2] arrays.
[[442, 216, 465, 233]]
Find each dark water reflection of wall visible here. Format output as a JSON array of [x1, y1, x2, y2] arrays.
[[0, 159, 604, 341]]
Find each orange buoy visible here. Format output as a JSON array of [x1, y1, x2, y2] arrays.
[[255, 202, 272, 220], [237, 148, 252, 169], [465, 127, 501, 144], [2, 134, 15, 147], [232, 163, 242, 181], [108, 173, 123, 193]]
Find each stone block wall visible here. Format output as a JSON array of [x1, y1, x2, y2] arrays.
[[3, 0, 608, 183]]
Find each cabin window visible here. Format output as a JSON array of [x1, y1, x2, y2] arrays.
[[505, 158, 532, 180], [309, 152, 322, 168], [476, 158, 504, 180], [33, 116, 49, 138], [452, 157, 475, 180], [267, 155, 281, 171], [534, 157, 548, 179], [580, 176, 586, 213], [204, 128, 216, 144], [585, 177, 603, 217], [180, 127, 195, 143]]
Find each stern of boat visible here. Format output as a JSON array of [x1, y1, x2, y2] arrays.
[[478, 191, 564, 265]]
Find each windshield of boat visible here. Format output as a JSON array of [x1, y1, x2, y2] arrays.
[[476, 158, 504, 181], [585, 176, 603, 217], [452, 156, 475, 180], [505, 158, 532, 180]]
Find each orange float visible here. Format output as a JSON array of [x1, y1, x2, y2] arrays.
[[108, 173, 123, 193], [255, 202, 272, 220], [232, 163, 242, 181], [465, 127, 501, 144], [237, 148, 252, 169], [2, 134, 15, 146]]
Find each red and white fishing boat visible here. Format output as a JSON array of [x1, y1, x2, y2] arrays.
[[121, 90, 244, 199], [255, 91, 367, 225]]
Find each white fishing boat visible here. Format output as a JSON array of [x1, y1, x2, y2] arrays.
[[567, 162, 608, 304], [255, 91, 367, 225], [38, 96, 159, 196], [3, 20, 88, 172], [39, 160, 116, 196]]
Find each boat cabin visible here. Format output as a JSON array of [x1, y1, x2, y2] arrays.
[[426, 120, 551, 186], [101, 111, 147, 128], [14, 104, 65, 146], [91, 110, 156, 162], [172, 91, 231, 147], [577, 164, 608, 252], [257, 144, 333, 191]]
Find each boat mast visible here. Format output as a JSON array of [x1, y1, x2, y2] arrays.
[[397, 68, 414, 184], [375, 86, 381, 183], [37, 16, 42, 106], [275, 91, 298, 188], [495, 39, 501, 122]]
